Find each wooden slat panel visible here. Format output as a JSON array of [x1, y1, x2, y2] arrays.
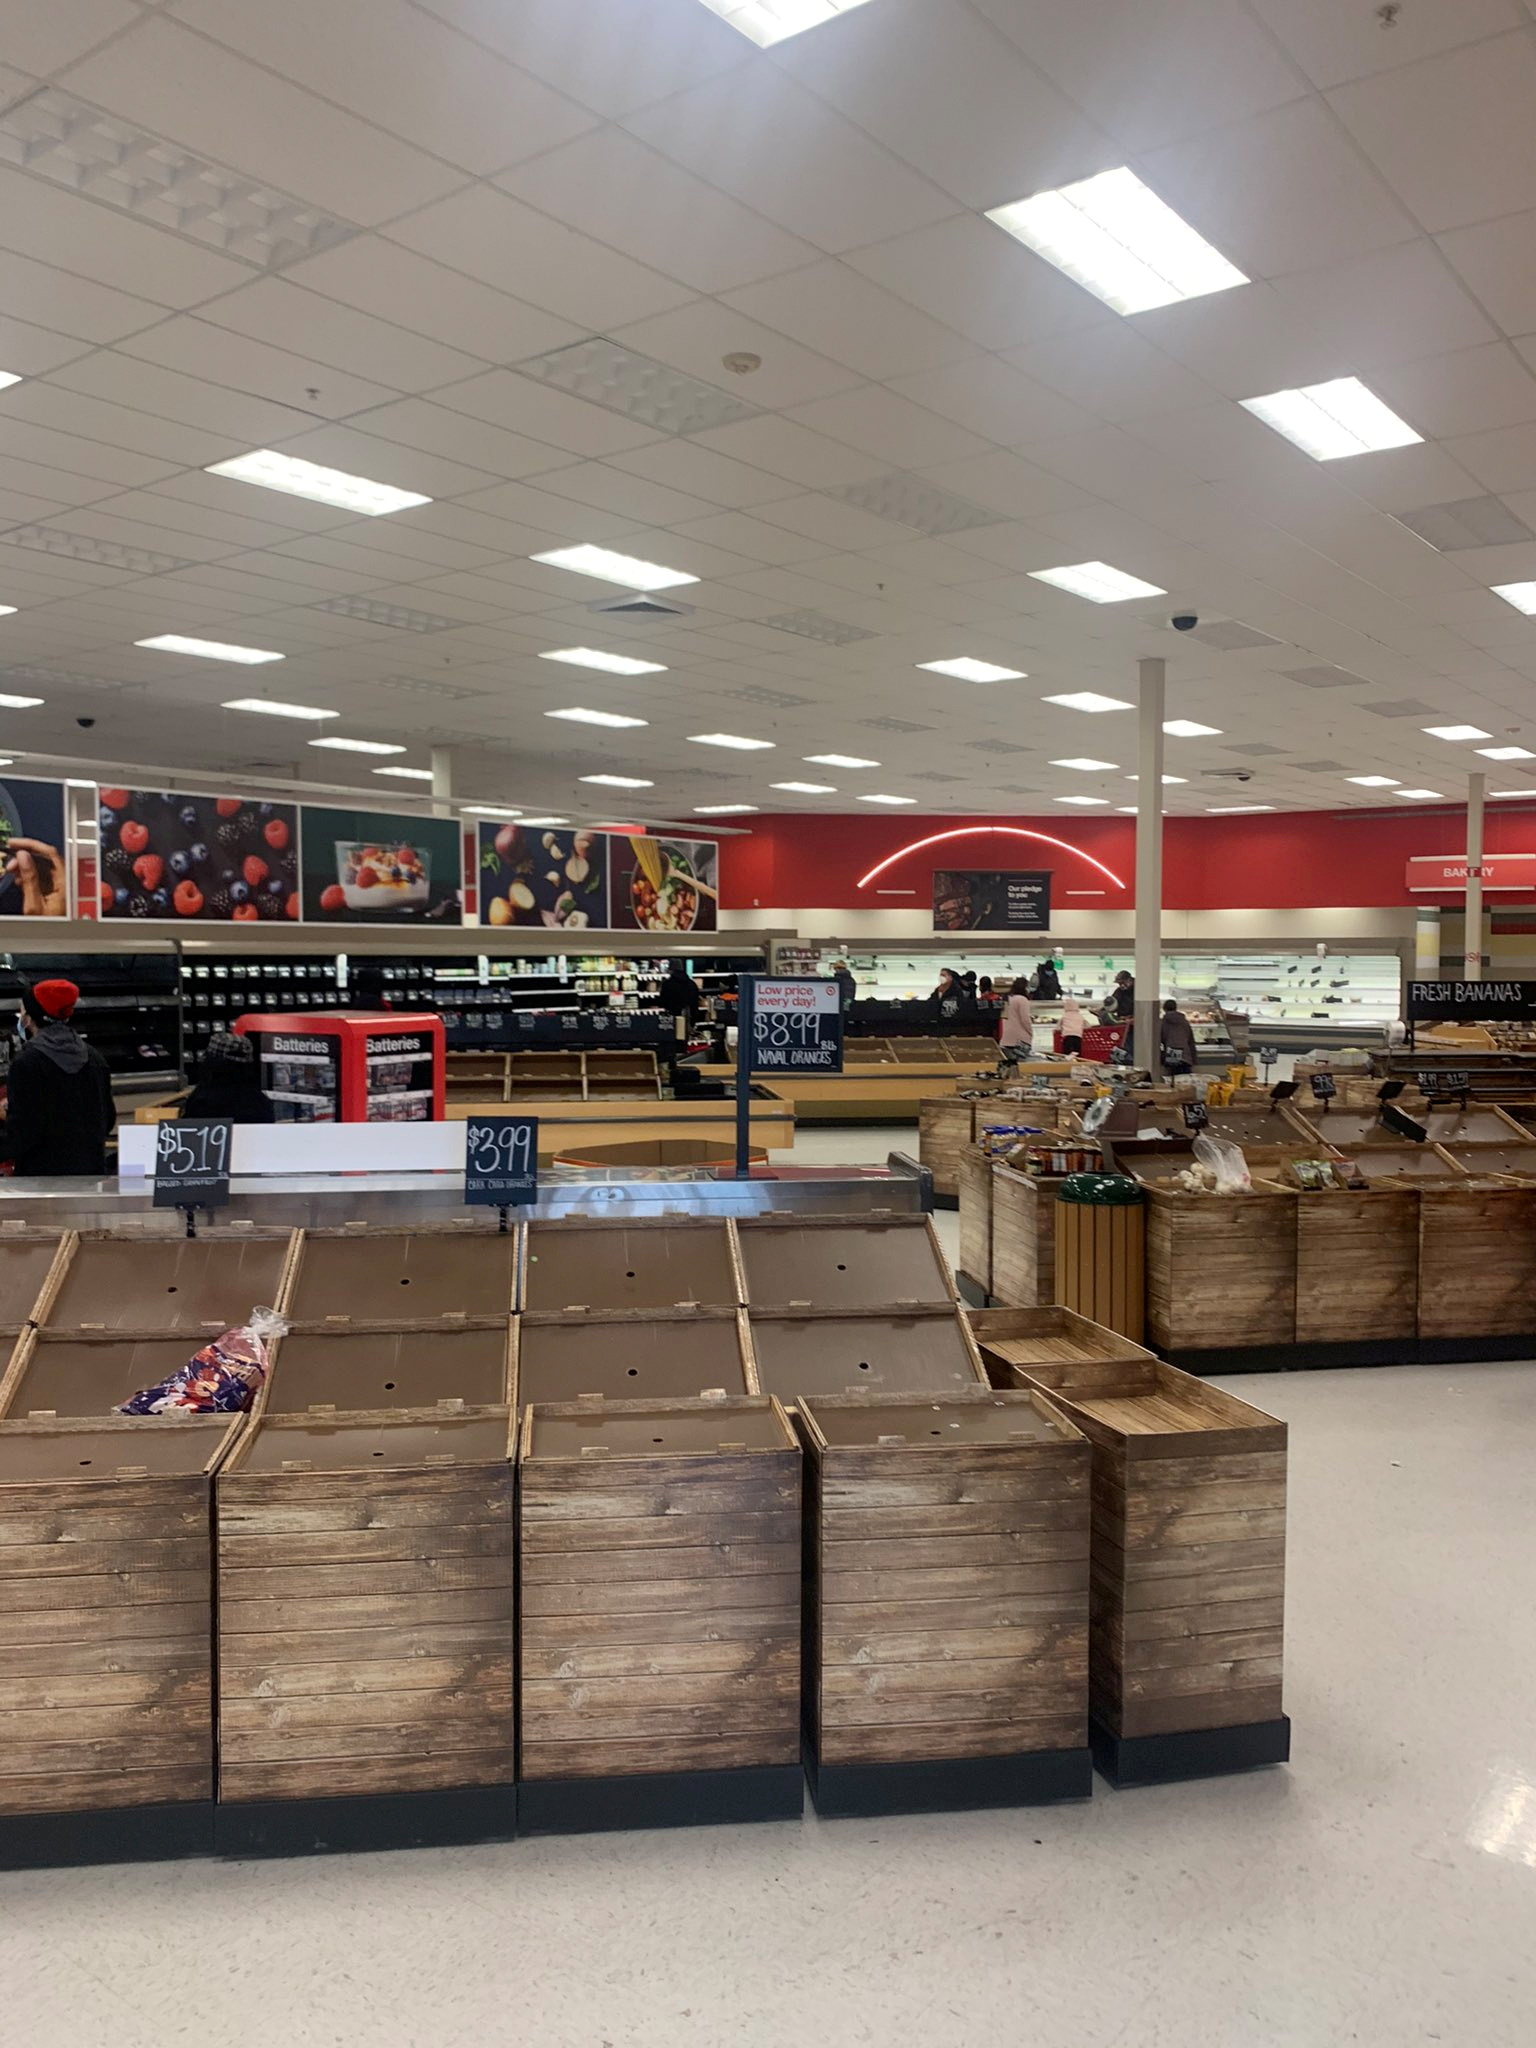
[[221, 1620, 510, 1670], [522, 1510, 799, 1555], [218, 1523, 514, 1569], [522, 1541, 798, 1586], [816, 1715, 1083, 1766], [220, 1654, 512, 1702], [0, 1764, 210, 1815], [0, 1667, 208, 1713], [521, 1639, 799, 1682], [220, 1752, 512, 1804]]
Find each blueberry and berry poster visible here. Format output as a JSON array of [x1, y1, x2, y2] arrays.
[[0, 775, 69, 918], [97, 787, 299, 922], [478, 821, 608, 928], [300, 805, 462, 924]]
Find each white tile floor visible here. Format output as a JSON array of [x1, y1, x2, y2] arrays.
[[4, 1127, 1534, 2048]]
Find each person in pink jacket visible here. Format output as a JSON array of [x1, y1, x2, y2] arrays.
[[1000, 976, 1034, 1056]]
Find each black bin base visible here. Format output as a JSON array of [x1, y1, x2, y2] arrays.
[[1092, 1714, 1291, 1788], [0, 1799, 213, 1871], [518, 1763, 803, 1836], [806, 1744, 1092, 1818], [215, 1783, 517, 1859]]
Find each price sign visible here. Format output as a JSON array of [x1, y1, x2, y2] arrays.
[[464, 1116, 538, 1209], [1259, 1045, 1280, 1067], [153, 1118, 233, 1213], [1109, 1046, 1133, 1068], [1433, 1069, 1471, 1096], [749, 978, 843, 1073], [1181, 1102, 1210, 1132], [1309, 1072, 1337, 1102]]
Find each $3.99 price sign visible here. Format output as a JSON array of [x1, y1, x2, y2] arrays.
[[153, 1118, 233, 1211], [748, 977, 843, 1073], [464, 1115, 538, 1208]]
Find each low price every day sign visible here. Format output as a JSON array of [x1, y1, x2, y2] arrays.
[[749, 978, 844, 1073]]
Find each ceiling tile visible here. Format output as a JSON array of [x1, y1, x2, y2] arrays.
[[847, 212, 1116, 353], [50, 347, 322, 450], [723, 262, 977, 382], [433, 369, 665, 458], [0, 0, 141, 76], [1437, 209, 1536, 337], [0, 161, 252, 305], [1372, 343, 1536, 441], [1003, 322, 1212, 421], [784, 386, 992, 470], [525, 460, 716, 530], [1250, 0, 1521, 91], [609, 300, 862, 412], [191, 277, 487, 393], [1443, 424, 1536, 496], [887, 356, 1098, 446], [0, 313, 95, 379], [119, 316, 400, 418], [61, 15, 466, 223], [263, 423, 504, 501], [912, 451, 1098, 523], [3, 375, 241, 465], [689, 415, 883, 492], [604, 440, 791, 511], [668, 511, 822, 567], [340, 398, 570, 483]]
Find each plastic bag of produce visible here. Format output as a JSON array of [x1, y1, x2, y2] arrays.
[[116, 1307, 289, 1415], [1192, 1131, 1252, 1194]]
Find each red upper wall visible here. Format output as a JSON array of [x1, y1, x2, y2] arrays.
[[715, 807, 1536, 912]]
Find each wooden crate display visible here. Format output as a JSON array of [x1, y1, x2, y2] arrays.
[[919, 1097, 976, 1200], [514, 1309, 756, 1407], [799, 1390, 1090, 1771], [989, 1166, 1065, 1309], [1416, 1152, 1536, 1340], [956, 1148, 995, 1299], [1140, 1182, 1298, 1352], [750, 1306, 989, 1403], [217, 1406, 516, 1806], [1288, 1181, 1419, 1345], [523, 1216, 742, 1312], [518, 1398, 801, 1784], [1005, 1354, 1287, 1743], [36, 1225, 296, 1339], [967, 1305, 1155, 1389], [735, 1213, 955, 1310], [446, 1053, 509, 1104], [0, 1329, 222, 1420], [0, 1413, 236, 1818], [283, 1223, 519, 1329], [509, 1052, 586, 1101], [583, 1050, 661, 1100], [0, 1228, 68, 1336], [259, 1326, 514, 1419]]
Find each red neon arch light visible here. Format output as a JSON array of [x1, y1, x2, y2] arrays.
[[857, 826, 1126, 892]]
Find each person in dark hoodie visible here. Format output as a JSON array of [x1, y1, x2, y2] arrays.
[[5, 978, 116, 1177], [180, 1031, 275, 1123]]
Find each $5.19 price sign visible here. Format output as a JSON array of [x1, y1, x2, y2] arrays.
[[153, 1118, 233, 1212], [464, 1115, 538, 1208], [748, 977, 844, 1074]]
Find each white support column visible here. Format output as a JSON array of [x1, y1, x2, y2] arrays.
[[1465, 770, 1486, 979], [1134, 656, 1166, 1071], [431, 746, 454, 821]]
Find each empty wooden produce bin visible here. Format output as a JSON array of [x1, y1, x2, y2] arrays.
[[1416, 1149, 1536, 1345], [35, 1225, 296, 1339], [997, 1350, 1289, 1786], [523, 1216, 742, 1313], [799, 1389, 1092, 1815], [919, 1097, 980, 1202], [1138, 1176, 1298, 1360], [514, 1309, 755, 1408], [966, 1304, 1156, 1388], [990, 1164, 1067, 1310], [517, 1397, 803, 1832], [750, 1306, 990, 1405], [283, 1222, 519, 1329], [736, 1213, 955, 1310], [258, 1324, 514, 1419], [215, 1405, 517, 1855], [956, 1147, 995, 1303], [0, 1227, 68, 1338], [1283, 1167, 1419, 1352]]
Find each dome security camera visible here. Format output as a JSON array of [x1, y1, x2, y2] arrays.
[[1169, 612, 1199, 632], [75, 715, 96, 729]]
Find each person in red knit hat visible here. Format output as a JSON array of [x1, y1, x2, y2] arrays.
[[5, 978, 115, 1178]]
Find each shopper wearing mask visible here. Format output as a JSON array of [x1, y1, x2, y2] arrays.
[[4, 979, 115, 1177], [929, 968, 964, 1024], [181, 1031, 275, 1123], [1033, 956, 1062, 1001], [1111, 971, 1135, 1019], [1000, 976, 1034, 1059], [829, 959, 857, 1015]]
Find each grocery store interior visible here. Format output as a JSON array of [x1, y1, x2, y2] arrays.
[[3, 4, 1536, 2045]]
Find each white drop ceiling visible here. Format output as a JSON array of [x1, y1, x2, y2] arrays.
[[2, 0, 1536, 821]]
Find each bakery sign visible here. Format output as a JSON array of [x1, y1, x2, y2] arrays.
[[1406, 853, 1536, 893]]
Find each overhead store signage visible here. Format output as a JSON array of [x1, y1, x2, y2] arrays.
[[301, 805, 463, 924], [1406, 854, 1536, 894], [98, 787, 299, 924], [0, 774, 70, 920], [932, 869, 1051, 933], [1406, 980, 1536, 1021]]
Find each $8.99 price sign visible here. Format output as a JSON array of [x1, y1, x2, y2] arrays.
[[748, 977, 843, 1073], [464, 1115, 538, 1208], [154, 1117, 233, 1211]]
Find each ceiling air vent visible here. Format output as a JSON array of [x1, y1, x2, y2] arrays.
[[588, 595, 695, 619]]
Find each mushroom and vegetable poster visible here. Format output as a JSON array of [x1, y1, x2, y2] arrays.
[[477, 821, 609, 929]]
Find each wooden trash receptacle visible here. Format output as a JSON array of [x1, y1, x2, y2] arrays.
[[799, 1389, 1092, 1815], [0, 1412, 236, 1865], [1006, 1352, 1290, 1787], [1054, 1180, 1146, 1345], [517, 1397, 803, 1833], [215, 1405, 517, 1852]]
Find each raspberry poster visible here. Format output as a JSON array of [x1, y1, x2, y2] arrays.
[[97, 787, 299, 923], [300, 805, 463, 924]]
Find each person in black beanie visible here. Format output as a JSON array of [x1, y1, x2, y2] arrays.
[[5, 978, 116, 1177], [181, 1031, 275, 1123]]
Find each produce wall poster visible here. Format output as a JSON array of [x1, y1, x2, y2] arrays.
[[98, 787, 299, 923], [0, 774, 70, 919], [610, 834, 719, 934], [301, 806, 463, 925], [478, 821, 607, 929], [932, 868, 1051, 933]]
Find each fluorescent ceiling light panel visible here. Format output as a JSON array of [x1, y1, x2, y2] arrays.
[[373, 766, 434, 780], [0, 373, 22, 392], [1044, 691, 1133, 713], [771, 781, 837, 794], [807, 753, 878, 769], [987, 166, 1246, 316], [1478, 745, 1536, 761], [697, 1, 876, 49], [1055, 795, 1110, 806], [1424, 724, 1492, 741], [308, 736, 407, 755], [1240, 378, 1421, 460], [1491, 581, 1536, 615], [1396, 789, 1443, 800], [1163, 719, 1222, 738], [1051, 757, 1118, 772], [539, 647, 667, 676], [917, 657, 1026, 683], [1030, 562, 1166, 603], [206, 450, 428, 515], [688, 732, 774, 750], [0, 692, 42, 708], [462, 805, 525, 818], [223, 697, 337, 721], [136, 634, 282, 665], [1490, 790, 1536, 799], [518, 815, 571, 826], [1208, 804, 1275, 813], [581, 774, 654, 788], [545, 707, 648, 729], [694, 804, 758, 814], [1126, 774, 1188, 784], [0, 605, 16, 617], [858, 793, 917, 805], [1345, 775, 1400, 787], [531, 544, 698, 592]]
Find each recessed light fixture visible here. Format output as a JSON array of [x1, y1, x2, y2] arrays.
[[1424, 724, 1492, 742], [308, 736, 407, 755], [1489, 790, 1536, 800], [1346, 775, 1400, 787], [694, 803, 758, 814], [1491, 582, 1536, 615], [136, 634, 283, 664], [1207, 804, 1276, 814], [546, 707, 649, 729], [1126, 774, 1188, 785], [0, 692, 43, 709], [518, 815, 572, 826], [0, 604, 17, 617], [538, 647, 668, 676], [1051, 757, 1118, 772], [1478, 745, 1536, 761], [1055, 795, 1110, 806], [807, 753, 878, 769], [696, 0, 875, 47], [986, 166, 1247, 316], [0, 372, 21, 392], [373, 766, 434, 780], [1163, 719, 1222, 738], [531, 544, 698, 592], [688, 732, 774, 750], [581, 773, 654, 788], [1030, 562, 1166, 603], [461, 805, 525, 819], [206, 450, 430, 516], [917, 657, 1027, 683], [1240, 378, 1421, 460], [1043, 691, 1133, 713], [223, 697, 337, 721], [858, 793, 917, 805], [1396, 789, 1444, 800], [771, 781, 837, 794]]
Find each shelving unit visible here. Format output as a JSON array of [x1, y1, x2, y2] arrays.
[[4, 951, 182, 1084]]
